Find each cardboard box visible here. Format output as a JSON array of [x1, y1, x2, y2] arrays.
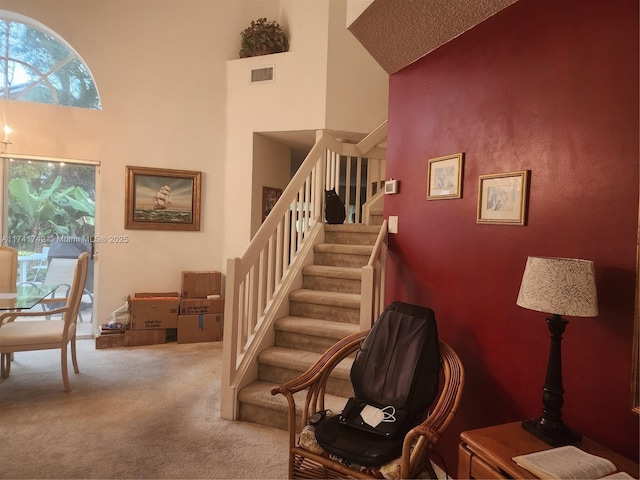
[[95, 333, 125, 349], [124, 329, 169, 347], [177, 314, 222, 344], [179, 297, 224, 315], [129, 293, 179, 330], [181, 271, 221, 298]]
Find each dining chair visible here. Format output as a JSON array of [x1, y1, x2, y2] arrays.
[[0, 252, 88, 392], [20, 254, 93, 323], [37, 256, 93, 322], [0, 246, 18, 292]]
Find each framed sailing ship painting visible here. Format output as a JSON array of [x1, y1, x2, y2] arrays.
[[125, 166, 202, 231]]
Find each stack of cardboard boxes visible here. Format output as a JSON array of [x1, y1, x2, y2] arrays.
[[177, 271, 223, 344], [126, 292, 180, 346], [95, 271, 223, 349]]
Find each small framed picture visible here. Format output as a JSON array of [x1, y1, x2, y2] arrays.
[[262, 186, 282, 221], [427, 153, 464, 200], [477, 170, 530, 225], [125, 166, 202, 231]]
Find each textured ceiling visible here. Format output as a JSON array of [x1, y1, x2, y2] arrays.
[[262, 1, 519, 157], [348, 0, 520, 74]]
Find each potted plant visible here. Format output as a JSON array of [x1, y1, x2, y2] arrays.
[[239, 18, 289, 58]]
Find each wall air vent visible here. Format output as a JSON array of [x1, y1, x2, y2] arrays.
[[251, 66, 275, 83]]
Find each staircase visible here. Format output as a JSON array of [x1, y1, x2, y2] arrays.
[[237, 223, 382, 430], [368, 205, 384, 227], [221, 123, 388, 423]]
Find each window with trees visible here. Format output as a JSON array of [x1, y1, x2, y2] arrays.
[[0, 11, 101, 109], [6, 159, 96, 251], [4, 158, 96, 288]]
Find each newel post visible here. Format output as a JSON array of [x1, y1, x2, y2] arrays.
[[221, 256, 241, 420]]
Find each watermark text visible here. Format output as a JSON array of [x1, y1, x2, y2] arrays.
[[2, 234, 129, 244]]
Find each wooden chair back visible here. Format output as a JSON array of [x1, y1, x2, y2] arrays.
[[0, 247, 18, 292], [66, 253, 88, 330]]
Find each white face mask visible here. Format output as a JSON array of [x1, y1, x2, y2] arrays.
[[360, 405, 385, 428]]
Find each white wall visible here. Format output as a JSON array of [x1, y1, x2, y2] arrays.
[[225, 0, 388, 258], [326, 0, 389, 131], [251, 135, 292, 237], [0, 0, 271, 327], [0, 0, 387, 330], [224, 1, 330, 258], [346, 0, 374, 26]]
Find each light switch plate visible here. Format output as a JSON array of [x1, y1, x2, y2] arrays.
[[388, 216, 398, 234]]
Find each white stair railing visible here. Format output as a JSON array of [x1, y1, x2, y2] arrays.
[[221, 121, 387, 420], [360, 218, 388, 330]]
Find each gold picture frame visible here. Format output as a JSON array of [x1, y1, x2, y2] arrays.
[[125, 166, 202, 231], [427, 153, 464, 200], [477, 170, 529, 225]]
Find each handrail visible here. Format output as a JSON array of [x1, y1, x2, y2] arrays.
[[221, 121, 388, 420], [360, 219, 388, 329], [367, 218, 388, 266]]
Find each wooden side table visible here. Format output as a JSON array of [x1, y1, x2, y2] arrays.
[[458, 422, 639, 479]]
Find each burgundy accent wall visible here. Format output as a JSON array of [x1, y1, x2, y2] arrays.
[[385, 0, 639, 471]]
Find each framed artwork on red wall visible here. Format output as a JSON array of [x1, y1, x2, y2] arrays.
[[427, 153, 464, 200], [477, 170, 530, 225]]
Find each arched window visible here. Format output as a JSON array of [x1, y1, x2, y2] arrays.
[[0, 11, 101, 110]]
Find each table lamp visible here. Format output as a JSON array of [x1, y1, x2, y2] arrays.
[[516, 256, 598, 446]]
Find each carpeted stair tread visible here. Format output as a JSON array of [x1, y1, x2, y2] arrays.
[[289, 289, 361, 309], [324, 224, 381, 234], [314, 243, 373, 255], [302, 264, 362, 280], [239, 380, 349, 416], [275, 316, 360, 339], [323, 224, 381, 246], [258, 346, 353, 379]]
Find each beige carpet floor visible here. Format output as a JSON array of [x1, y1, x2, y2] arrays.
[[0, 338, 288, 479]]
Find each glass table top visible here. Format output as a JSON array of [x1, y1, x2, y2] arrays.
[[0, 284, 59, 310]]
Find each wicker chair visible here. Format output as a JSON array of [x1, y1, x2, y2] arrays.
[[271, 331, 465, 479]]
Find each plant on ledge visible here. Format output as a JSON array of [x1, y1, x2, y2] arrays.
[[239, 18, 289, 58]]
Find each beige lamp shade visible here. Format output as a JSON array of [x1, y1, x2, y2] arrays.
[[516, 256, 598, 317]]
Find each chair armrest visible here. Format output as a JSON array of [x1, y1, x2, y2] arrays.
[[39, 297, 69, 305], [0, 305, 71, 325], [399, 340, 465, 478], [0, 311, 20, 325]]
